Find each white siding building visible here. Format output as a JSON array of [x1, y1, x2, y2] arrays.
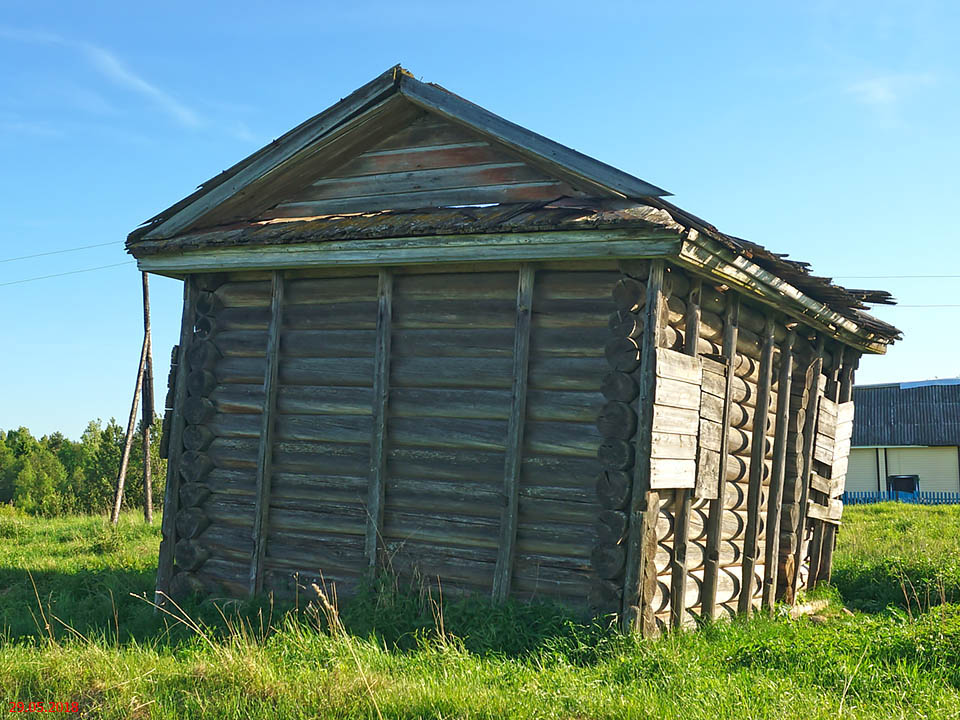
[[848, 380, 960, 494]]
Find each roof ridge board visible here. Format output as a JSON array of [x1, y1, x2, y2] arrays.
[[128, 65, 404, 244], [397, 75, 671, 200]]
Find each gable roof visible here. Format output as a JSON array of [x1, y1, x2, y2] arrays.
[[125, 66, 901, 353], [128, 65, 669, 243]]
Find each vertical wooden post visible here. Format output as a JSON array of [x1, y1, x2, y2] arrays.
[[809, 345, 844, 589], [702, 293, 739, 620], [738, 315, 776, 616], [817, 347, 856, 586], [111, 333, 148, 525], [791, 335, 824, 597], [365, 269, 394, 572], [621, 260, 665, 634], [762, 330, 795, 612], [493, 264, 535, 601], [142, 272, 155, 524], [155, 278, 197, 603], [670, 277, 701, 629], [249, 271, 285, 596]]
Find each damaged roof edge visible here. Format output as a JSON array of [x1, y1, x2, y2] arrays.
[[128, 66, 671, 245]]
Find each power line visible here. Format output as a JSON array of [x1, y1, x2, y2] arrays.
[[0, 262, 134, 287], [0, 241, 120, 264], [835, 275, 960, 279]]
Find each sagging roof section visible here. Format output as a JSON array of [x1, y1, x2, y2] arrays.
[[853, 381, 960, 447], [125, 66, 901, 350]]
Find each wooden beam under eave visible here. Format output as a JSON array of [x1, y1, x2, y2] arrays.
[[492, 264, 535, 601], [675, 239, 890, 356], [133, 231, 682, 275], [249, 271, 285, 596], [364, 269, 394, 573]]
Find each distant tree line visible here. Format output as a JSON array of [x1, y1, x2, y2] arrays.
[[0, 418, 165, 517]]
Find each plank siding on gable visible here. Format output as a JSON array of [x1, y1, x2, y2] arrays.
[[260, 114, 588, 220]]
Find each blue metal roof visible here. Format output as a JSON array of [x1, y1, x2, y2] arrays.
[[853, 380, 960, 447]]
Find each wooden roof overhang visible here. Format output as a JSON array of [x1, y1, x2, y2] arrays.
[[126, 66, 901, 356]]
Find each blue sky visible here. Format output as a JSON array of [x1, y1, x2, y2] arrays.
[[1, 1, 957, 439]]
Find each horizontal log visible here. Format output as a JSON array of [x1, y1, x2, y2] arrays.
[[175, 538, 210, 572], [525, 420, 601, 458], [618, 259, 650, 280], [595, 510, 628, 545], [608, 310, 643, 339], [284, 276, 378, 305], [383, 510, 501, 550], [596, 401, 637, 440], [597, 439, 634, 470], [655, 537, 742, 571], [195, 291, 222, 317], [272, 440, 369, 476], [187, 370, 218, 397], [195, 315, 216, 341], [612, 277, 647, 312], [176, 508, 210, 539], [527, 356, 607, 392], [188, 340, 222, 370], [588, 578, 622, 610], [281, 329, 377, 358], [604, 337, 640, 373], [179, 482, 211, 509], [601, 372, 639, 403], [649, 566, 758, 613], [384, 478, 502, 519], [393, 298, 516, 329], [284, 302, 378, 330], [596, 470, 631, 509], [657, 505, 752, 543], [184, 397, 216, 425], [168, 571, 206, 600], [215, 280, 272, 307], [591, 543, 626, 579], [182, 424, 215, 452], [179, 451, 214, 483]]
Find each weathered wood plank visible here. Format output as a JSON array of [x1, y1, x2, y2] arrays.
[[494, 265, 535, 601], [762, 331, 794, 612], [622, 260, 665, 635], [137, 231, 682, 275], [249, 272, 284, 596], [364, 270, 393, 572], [739, 315, 776, 616], [672, 277, 701, 629]]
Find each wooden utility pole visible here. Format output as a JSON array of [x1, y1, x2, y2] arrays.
[[111, 272, 155, 525]]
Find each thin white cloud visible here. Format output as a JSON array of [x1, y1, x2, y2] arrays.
[[77, 42, 201, 127], [847, 73, 936, 107], [0, 25, 202, 128]]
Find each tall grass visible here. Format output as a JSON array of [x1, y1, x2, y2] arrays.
[[2, 504, 960, 718], [832, 503, 960, 612]]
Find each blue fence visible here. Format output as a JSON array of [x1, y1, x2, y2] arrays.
[[842, 490, 960, 506]]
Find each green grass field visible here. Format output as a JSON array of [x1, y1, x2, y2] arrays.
[[2, 503, 960, 719]]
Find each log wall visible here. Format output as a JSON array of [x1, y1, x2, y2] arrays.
[[159, 259, 858, 633]]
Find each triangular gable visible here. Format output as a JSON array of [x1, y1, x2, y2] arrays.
[[129, 66, 670, 242], [260, 113, 590, 219]]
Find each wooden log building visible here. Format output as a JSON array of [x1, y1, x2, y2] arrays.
[[127, 66, 900, 634]]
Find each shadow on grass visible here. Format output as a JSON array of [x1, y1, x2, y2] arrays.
[[0, 565, 621, 662]]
